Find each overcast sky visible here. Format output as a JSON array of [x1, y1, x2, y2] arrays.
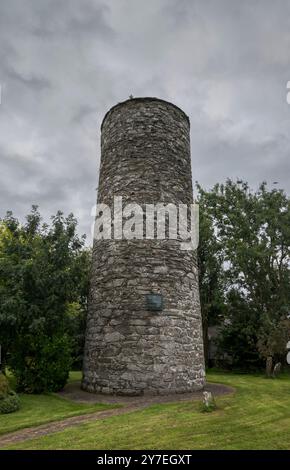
[[1, 0, 290, 242]]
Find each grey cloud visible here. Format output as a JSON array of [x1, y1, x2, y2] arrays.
[[0, 0, 290, 243], [5, 68, 52, 91], [71, 105, 98, 124], [28, 0, 114, 38]]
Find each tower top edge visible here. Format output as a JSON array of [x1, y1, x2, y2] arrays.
[[101, 97, 190, 130]]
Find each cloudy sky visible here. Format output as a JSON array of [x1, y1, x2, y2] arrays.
[[1, 0, 290, 242]]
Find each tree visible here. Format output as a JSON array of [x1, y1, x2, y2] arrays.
[[200, 180, 290, 371], [0, 217, 20, 374], [0, 206, 88, 392], [196, 184, 226, 365], [257, 317, 290, 376]]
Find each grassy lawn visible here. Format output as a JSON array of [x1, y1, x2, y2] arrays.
[[4, 370, 290, 450], [0, 371, 117, 436]]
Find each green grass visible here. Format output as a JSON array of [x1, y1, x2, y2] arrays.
[[5, 370, 290, 450], [0, 371, 117, 437], [68, 371, 83, 383]]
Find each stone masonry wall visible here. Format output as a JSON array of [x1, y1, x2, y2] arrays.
[[82, 97, 205, 395]]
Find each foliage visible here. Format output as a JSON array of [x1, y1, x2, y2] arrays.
[[215, 290, 263, 370], [0, 373, 9, 399], [197, 180, 290, 370], [0, 391, 20, 414], [66, 303, 87, 370], [65, 249, 91, 369], [0, 372, 20, 414], [0, 207, 89, 392], [257, 318, 290, 364], [11, 335, 72, 393], [197, 184, 227, 364]]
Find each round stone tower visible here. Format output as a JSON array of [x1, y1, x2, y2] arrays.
[[82, 97, 205, 395]]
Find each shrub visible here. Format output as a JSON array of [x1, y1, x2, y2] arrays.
[[0, 373, 20, 414], [12, 334, 72, 394], [0, 373, 9, 399], [0, 391, 20, 414]]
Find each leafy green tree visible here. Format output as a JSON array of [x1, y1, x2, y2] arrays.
[[196, 184, 226, 365], [0, 206, 88, 392], [200, 180, 290, 371], [65, 248, 91, 370], [0, 216, 23, 374]]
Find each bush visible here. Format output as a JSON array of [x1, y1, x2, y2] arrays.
[[0, 373, 20, 414], [0, 391, 20, 414], [0, 373, 9, 399], [12, 334, 72, 394]]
